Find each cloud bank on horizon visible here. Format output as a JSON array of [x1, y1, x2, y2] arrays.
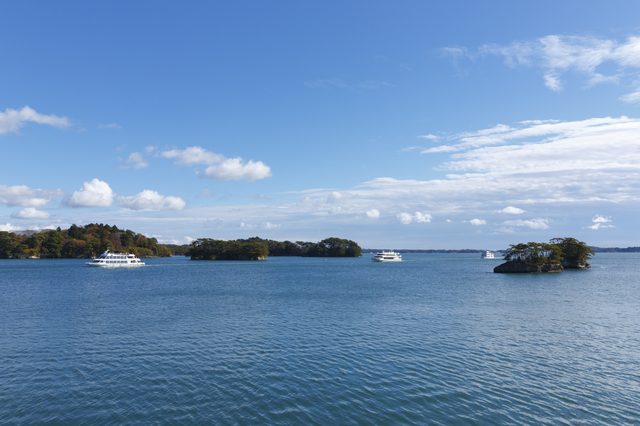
[[2, 111, 638, 246]]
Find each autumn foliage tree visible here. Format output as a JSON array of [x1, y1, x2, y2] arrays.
[[0, 224, 172, 259]]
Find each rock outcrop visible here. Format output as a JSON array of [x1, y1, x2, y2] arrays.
[[494, 260, 564, 273], [561, 259, 591, 269]]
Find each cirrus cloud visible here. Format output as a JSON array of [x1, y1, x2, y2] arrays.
[[366, 209, 380, 219], [446, 34, 640, 101]]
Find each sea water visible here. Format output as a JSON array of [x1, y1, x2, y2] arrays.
[[1, 253, 639, 425]]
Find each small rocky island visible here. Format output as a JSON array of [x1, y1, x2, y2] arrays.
[[494, 237, 593, 273]]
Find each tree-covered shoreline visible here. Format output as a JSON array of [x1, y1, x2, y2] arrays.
[[185, 237, 362, 260], [0, 224, 171, 259]]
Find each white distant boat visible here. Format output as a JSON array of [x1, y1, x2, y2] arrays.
[[481, 250, 495, 259], [373, 251, 402, 262], [86, 250, 145, 267]]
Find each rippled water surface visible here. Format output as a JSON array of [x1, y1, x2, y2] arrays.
[[1, 253, 639, 425]]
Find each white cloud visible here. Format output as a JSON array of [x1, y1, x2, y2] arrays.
[[502, 218, 549, 230], [544, 73, 562, 91], [0, 185, 64, 207], [498, 206, 525, 214], [366, 208, 380, 219], [326, 192, 343, 203], [239, 221, 280, 230], [203, 158, 272, 181], [97, 123, 121, 130], [414, 212, 432, 223], [470, 218, 486, 226], [397, 212, 432, 224], [418, 134, 438, 140], [160, 146, 224, 165], [0, 223, 22, 232], [159, 236, 195, 245], [436, 116, 640, 178], [125, 152, 149, 169], [592, 214, 611, 223], [11, 208, 51, 219], [586, 214, 614, 230], [118, 190, 186, 211], [67, 179, 114, 208], [160, 146, 272, 181], [620, 90, 640, 104], [397, 212, 413, 225], [587, 223, 614, 230], [260, 222, 280, 230], [0, 106, 71, 135]]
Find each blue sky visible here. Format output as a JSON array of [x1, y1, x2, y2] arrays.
[[2, 1, 640, 249]]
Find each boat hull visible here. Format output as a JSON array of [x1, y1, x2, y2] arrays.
[[86, 250, 146, 267], [86, 262, 145, 267]]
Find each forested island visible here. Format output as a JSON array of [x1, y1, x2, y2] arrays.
[[186, 237, 362, 260], [494, 237, 593, 273], [0, 224, 171, 259]]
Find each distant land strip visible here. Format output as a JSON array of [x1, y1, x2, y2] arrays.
[[362, 247, 640, 254]]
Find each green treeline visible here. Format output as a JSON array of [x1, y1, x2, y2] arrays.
[[187, 239, 269, 260], [0, 223, 171, 259], [185, 237, 362, 260], [504, 237, 594, 265]]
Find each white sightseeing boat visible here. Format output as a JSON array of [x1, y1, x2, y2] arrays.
[[481, 250, 495, 259], [86, 250, 145, 267], [373, 251, 403, 262]]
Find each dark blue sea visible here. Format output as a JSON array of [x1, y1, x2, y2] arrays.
[[1, 253, 639, 425]]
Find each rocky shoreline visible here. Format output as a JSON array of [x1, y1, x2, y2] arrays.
[[494, 259, 591, 273]]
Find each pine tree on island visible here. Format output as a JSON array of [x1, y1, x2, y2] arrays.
[[494, 237, 593, 273]]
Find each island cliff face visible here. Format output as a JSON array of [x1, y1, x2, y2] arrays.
[[494, 260, 563, 273], [561, 259, 591, 269]]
